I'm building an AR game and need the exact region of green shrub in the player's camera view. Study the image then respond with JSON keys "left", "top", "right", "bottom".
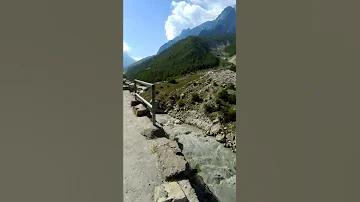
{"left": 191, "top": 93, "right": 202, "bottom": 102}
{"left": 230, "top": 64, "right": 236, "bottom": 72}
{"left": 167, "top": 78, "right": 177, "bottom": 84}
{"left": 228, "top": 94, "right": 236, "bottom": 104}
{"left": 226, "top": 84, "right": 236, "bottom": 91}
{"left": 218, "top": 89, "right": 236, "bottom": 104}
{"left": 224, "top": 108, "right": 236, "bottom": 122}
{"left": 194, "top": 164, "right": 201, "bottom": 173}
{"left": 205, "top": 104, "right": 217, "bottom": 113}
{"left": 177, "top": 99, "right": 185, "bottom": 107}
{"left": 218, "top": 89, "right": 229, "bottom": 102}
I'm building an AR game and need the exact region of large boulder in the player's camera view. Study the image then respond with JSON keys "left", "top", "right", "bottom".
{"left": 152, "top": 140, "right": 189, "bottom": 181}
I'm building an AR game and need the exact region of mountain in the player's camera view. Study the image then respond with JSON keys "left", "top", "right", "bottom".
{"left": 198, "top": 6, "right": 236, "bottom": 37}
{"left": 157, "top": 6, "right": 236, "bottom": 54}
{"left": 126, "top": 55, "right": 155, "bottom": 70}
{"left": 123, "top": 52, "right": 136, "bottom": 72}
{"left": 125, "top": 36, "right": 219, "bottom": 83}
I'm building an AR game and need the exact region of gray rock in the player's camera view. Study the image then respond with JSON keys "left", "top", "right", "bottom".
{"left": 180, "top": 93, "right": 185, "bottom": 99}
{"left": 133, "top": 104, "right": 150, "bottom": 117}
{"left": 140, "top": 126, "right": 166, "bottom": 139}
{"left": 130, "top": 100, "right": 141, "bottom": 106}
{"left": 224, "top": 141, "right": 232, "bottom": 148}
{"left": 129, "top": 84, "right": 136, "bottom": 92}
{"left": 225, "top": 133, "right": 235, "bottom": 141}
{"left": 174, "top": 119, "right": 182, "bottom": 124}
{"left": 210, "top": 123, "right": 221, "bottom": 135}
{"left": 153, "top": 142, "right": 188, "bottom": 181}
{"left": 154, "top": 182, "right": 187, "bottom": 202}
{"left": 177, "top": 180, "right": 199, "bottom": 202}
{"left": 215, "top": 134, "right": 226, "bottom": 143}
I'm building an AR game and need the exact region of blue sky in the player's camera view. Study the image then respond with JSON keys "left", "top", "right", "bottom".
{"left": 123, "top": 0, "right": 236, "bottom": 60}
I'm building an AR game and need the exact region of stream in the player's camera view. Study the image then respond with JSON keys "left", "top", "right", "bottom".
{"left": 156, "top": 114, "right": 237, "bottom": 202}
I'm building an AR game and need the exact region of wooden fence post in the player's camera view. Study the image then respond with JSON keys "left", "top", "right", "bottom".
{"left": 151, "top": 84, "right": 156, "bottom": 125}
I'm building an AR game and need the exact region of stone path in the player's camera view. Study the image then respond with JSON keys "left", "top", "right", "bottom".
{"left": 123, "top": 85, "right": 236, "bottom": 202}
{"left": 123, "top": 91, "right": 163, "bottom": 202}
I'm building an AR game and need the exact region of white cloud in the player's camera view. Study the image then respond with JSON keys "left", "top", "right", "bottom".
{"left": 133, "top": 57, "right": 143, "bottom": 61}
{"left": 123, "top": 41, "right": 130, "bottom": 52}
{"left": 165, "top": 0, "right": 236, "bottom": 40}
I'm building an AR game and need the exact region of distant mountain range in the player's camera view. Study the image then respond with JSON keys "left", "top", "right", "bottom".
{"left": 123, "top": 52, "right": 136, "bottom": 72}
{"left": 157, "top": 6, "right": 236, "bottom": 54}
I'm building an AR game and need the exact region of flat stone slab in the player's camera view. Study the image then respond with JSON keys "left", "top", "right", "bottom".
{"left": 152, "top": 140, "right": 188, "bottom": 181}
{"left": 140, "top": 125, "right": 166, "bottom": 139}
{"left": 133, "top": 104, "right": 150, "bottom": 117}
{"left": 154, "top": 182, "right": 187, "bottom": 202}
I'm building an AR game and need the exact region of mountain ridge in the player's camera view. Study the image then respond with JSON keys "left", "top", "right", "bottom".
{"left": 157, "top": 6, "right": 236, "bottom": 54}
{"left": 123, "top": 52, "right": 136, "bottom": 72}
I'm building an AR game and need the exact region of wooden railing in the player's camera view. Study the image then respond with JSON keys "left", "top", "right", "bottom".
{"left": 133, "top": 79, "right": 156, "bottom": 125}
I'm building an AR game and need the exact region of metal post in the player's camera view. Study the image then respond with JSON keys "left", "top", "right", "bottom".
{"left": 134, "top": 79, "right": 137, "bottom": 100}
{"left": 151, "top": 84, "right": 156, "bottom": 125}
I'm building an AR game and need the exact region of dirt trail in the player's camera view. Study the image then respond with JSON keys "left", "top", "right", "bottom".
{"left": 229, "top": 55, "right": 236, "bottom": 65}
{"left": 123, "top": 91, "right": 163, "bottom": 202}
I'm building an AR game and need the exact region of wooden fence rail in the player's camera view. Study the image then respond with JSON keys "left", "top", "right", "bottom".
{"left": 133, "top": 79, "right": 156, "bottom": 125}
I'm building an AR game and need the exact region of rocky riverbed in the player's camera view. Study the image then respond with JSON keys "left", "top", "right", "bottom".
{"left": 156, "top": 114, "right": 236, "bottom": 202}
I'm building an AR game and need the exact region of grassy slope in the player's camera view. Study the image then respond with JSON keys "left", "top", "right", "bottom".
{"left": 140, "top": 72, "right": 202, "bottom": 102}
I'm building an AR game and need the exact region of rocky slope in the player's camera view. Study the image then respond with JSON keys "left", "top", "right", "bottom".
{"left": 155, "top": 68, "right": 237, "bottom": 153}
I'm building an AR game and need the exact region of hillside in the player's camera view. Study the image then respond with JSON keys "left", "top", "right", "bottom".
{"left": 157, "top": 6, "right": 236, "bottom": 54}
{"left": 125, "top": 36, "right": 219, "bottom": 83}
{"left": 201, "top": 33, "right": 236, "bottom": 50}
{"left": 223, "top": 42, "right": 236, "bottom": 56}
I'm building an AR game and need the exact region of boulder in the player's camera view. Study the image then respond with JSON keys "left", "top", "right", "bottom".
{"left": 174, "top": 119, "right": 182, "bottom": 124}
{"left": 130, "top": 100, "right": 141, "bottom": 106}
{"left": 129, "top": 84, "right": 136, "bottom": 92}
{"left": 140, "top": 125, "right": 166, "bottom": 139}
{"left": 154, "top": 182, "right": 187, "bottom": 202}
{"left": 152, "top": 141, "right": 188, "bottom": 181}
{"left": 133, "top": 104, "right": 150, "bottom": 117}
{"left": 209, "top": 123, "right": 221, "bottom": 136}
{"left": 225, "top": 133, "right": 235, "bottom": 141}
{"left": 215, "top": 133, "right": 226, "bottom": 143}
{"left": 177, "top": 180, "right": 200, "bottom": 202}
